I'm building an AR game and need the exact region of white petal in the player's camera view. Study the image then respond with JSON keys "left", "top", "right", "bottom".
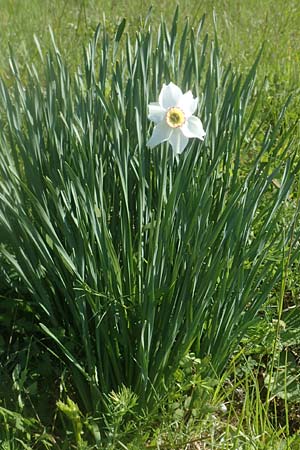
{"left": 148, "top": 102, "right": 166, "bottom": 124}
{"left": 181, "top": 116, "right": 206, "bottom": 140}
{"left": 147, "top": 120, "right": 172, "bottom": 148}
{"left": 177, "top": 91, "right": 198, "bottom": 118}
{"left": 159, "top": 82, "right": 183, "bottom": 109}
{"left": 168, "top": 128, "right": 189, "bottom": 154}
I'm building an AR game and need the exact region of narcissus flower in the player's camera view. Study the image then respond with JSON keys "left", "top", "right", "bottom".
{"left": 147, "top": 82, "right": 206, "bottom": 154}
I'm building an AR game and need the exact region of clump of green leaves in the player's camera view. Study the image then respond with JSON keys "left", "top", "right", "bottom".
{"left": 0, "top": 405, "right": 55, "bottom": 449}
{"left": 0, "top": 10, "right": 299, "bottom": 432}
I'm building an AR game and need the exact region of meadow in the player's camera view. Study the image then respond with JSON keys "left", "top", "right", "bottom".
{"left": 0, "top": 1, "right": 300, "bottom": 449}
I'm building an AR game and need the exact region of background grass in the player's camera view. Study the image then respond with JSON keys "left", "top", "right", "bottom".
{"left": 0, "top": 1, "right": 300, "bottom": 449}
{"left": 0, "top": 0, "right": 299, "bottom": 86}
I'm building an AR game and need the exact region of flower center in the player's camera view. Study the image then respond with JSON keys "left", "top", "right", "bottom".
{"left": 166, "top": 107, "right": 185, "bottom": 128}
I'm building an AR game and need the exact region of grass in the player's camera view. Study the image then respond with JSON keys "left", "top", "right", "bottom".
{"left": 0, "top": 0, "right": 300, "bottom": 85}
{"left": 0, "top": 1, "right": 300, "bottom": 449}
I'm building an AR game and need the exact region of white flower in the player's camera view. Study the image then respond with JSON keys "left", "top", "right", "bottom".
{"left": 147, "top": 82, "right": 205, "bottom": 154}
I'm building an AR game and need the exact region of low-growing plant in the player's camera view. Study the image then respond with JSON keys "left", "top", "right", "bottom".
{"left": 0, "top": 405, "right": 55, "bottom": 449}
{"left": 0, "top": 9, "right": 299, "bottom": 441}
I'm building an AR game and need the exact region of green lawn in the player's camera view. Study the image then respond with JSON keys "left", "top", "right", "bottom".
{"left": 1, "top": 0, "right": 299, "bottom": 86}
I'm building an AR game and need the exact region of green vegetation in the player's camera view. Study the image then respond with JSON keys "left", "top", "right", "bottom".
{"left": 0, "top": 1, "right": 300, "bottom": 449}
{"left": 1, "top": 0, "right": 299, "bottom": 82}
